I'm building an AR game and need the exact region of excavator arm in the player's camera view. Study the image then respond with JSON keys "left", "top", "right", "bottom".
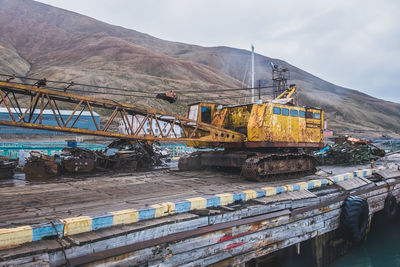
{"left": 0, "top": 81, "right": 245, "bottom": 145}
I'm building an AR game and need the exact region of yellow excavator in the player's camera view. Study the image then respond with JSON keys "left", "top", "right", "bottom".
{"left": 179, "top": 84, "right": 324, "bottom": 181}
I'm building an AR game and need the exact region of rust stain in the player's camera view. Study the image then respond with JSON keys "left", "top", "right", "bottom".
{"left": 319, "top": 206, "right": 333, "bottom": 213}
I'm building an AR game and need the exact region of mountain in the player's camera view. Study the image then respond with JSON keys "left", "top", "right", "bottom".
{"left": 0, "top": 0, "right": 398, "bottom": 138}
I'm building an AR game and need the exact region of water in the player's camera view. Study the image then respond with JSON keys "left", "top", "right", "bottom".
{"left": 330, "top": 215, "right": 400, "bottom": 267}
{"left": 274, "top": 213, "right": 400, "bottom": 267}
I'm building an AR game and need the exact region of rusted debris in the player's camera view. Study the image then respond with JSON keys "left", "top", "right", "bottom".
{"left": 0, "top": 156, "right": 17, "bottom": 179}
{"left": 315, "top": 136, "right": 385, "bottom": 165}
{"left": 156, "top": 90, "right": 178, "bottom": 103}
{"left": 22, "top": 139, "right": 169, "bottom": 178}
{"left": 105, "top": 139, "right": 168, "bottom": 171}
{"left": 23, "top": 151, "right": 60, "bottom": 179}
{"left": 61, "top": 147, "right": 100, "bottom": 173}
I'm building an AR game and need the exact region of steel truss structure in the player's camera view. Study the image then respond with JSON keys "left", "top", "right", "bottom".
{"left": 0, "top": 81, "right": 245, "bottom": 144}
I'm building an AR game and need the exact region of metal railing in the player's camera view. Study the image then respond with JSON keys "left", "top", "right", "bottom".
{"left": 0, "top": 142, "right": 106, "bottom": 159}
{"left": 0, "top": 142, "right": 220, "bottom": 159}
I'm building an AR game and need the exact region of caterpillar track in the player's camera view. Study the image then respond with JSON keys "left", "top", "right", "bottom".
{"left": 179, "top": 151, "right": 316, "bottom": 182}
{"left": 241, "top": 153, "right": 316, "bottom": 182}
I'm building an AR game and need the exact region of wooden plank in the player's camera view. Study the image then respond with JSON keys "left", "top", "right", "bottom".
{"left": 336, "top": 177, "right": 370, "bottom": 191}
{"left": 377, "top": 169, "right": 400, "bottom": 179}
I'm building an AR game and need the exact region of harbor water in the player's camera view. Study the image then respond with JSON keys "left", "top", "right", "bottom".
{"left": 329, "top": 213, "right": 400, "bottom": 267}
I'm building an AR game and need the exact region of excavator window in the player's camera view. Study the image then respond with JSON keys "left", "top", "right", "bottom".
{"left": 282, "top": 108, "right": 289, "bottom": 116}
{"left": 201, "top": 106, "right": 212, "bottom": 124}
{"left": 306, "top": 111, "right": 314, "bottom": 119}
{"left": 273, "top": 107, "right": 281, "bottom": 114}
{"left": 290, "top": 110, "right": 298, "bottom": 117}
{"left": 299, "top": 111, "right": 306, "bottom": 118}
{"left": 314, "top": 113, "right": 321, "bottom": 119}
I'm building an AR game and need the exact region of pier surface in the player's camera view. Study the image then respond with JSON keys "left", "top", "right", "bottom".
{"left": 1, "top": 155, "right": 399, "bottom": 266}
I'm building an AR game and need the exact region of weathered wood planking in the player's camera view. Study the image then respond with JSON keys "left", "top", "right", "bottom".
{"left": 1, "top": 161, "right": 399, "bottom": 266}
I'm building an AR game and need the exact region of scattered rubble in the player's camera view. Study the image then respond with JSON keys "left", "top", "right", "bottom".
{"left": 0, "top": 156, "right": 17, "bottom": 179}
{"left": 315, "top": 136, "right": 385, "bottom": 165}
{"left": 23, "top": 140, "right": 170, "bottom": 179}
{"left": 156, "top": 90, "right": 178, "bottom": 103}
{"left": 23, "top": 151, "right": 60, "bottom": 179}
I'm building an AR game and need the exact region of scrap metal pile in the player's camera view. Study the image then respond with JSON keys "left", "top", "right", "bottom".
{"left": 314, "top": 137, "right": 385, "bottom": 165}
{"left": 23, "top": 140, "right": 169, "bottom": 179}
{"left": 0, "top": 156, "right": 17, "bottom": 179}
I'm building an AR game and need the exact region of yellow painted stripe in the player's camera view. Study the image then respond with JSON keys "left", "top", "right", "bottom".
{"left": 335, "top": 175, "right": 345, "bottom": 182}
{"left": 284, "top": 184, "right": 295, "bottom": 192}
{"left": 166, "top": 202, "right": 176, "bottom": 215}
{"left": 151, "top": 203, "right": 170, "bottom": 218}
{"left": 0, "top": 226, "right": 32, "bottom": 249}
{"left": 62, "top": 216, "right": 92, "bottom": 236}
{"left": 355, "top": 170, "right": 363, "bottom": 177}
{"left": 309, "top": 179, "right": 322, "bottom": 188}
{"left": 262, "top": 187, "right": 277, "bottom": 196}
{"left": 243, "top": 190, "right": 257, "bottom": 201}
{"left": 297, "top": 182, "right": 308, "bottom": 190}
{"left": 216, "top": 193, "right": 233, "bottom": 205}
{"left": 110, "top": 209, "right": 138, "bottom": 225}
{"left": 186, "top": 197, "right": 207, "bottom": 210}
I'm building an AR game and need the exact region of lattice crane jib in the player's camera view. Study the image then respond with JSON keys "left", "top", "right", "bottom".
{"left": 0, "top": 81, "right": 245, "bottom": 145}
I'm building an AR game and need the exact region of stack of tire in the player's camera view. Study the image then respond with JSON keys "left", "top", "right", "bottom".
{"left": 339, "top": 194, "right": 398, "bottom": 243}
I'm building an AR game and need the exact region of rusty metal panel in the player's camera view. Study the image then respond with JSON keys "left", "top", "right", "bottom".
{"left": 247, "top": 103, "right": 324, "bottom": 145}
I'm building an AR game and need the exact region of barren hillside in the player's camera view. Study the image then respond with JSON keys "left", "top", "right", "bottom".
{"left": 0, "top": 0, "right": 398, "bottom": 137}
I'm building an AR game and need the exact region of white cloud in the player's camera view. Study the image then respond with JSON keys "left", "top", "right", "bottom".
{"left": 36, "top": 0, "right": 400, "bottom": 101}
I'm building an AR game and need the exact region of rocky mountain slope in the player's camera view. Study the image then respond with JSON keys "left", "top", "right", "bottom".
{"left": 0, "top": 0, "right": 398, "bottom": 137}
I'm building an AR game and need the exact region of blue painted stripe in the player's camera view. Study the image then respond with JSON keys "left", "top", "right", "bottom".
{"left": 292, "top": 184, "right": 300, "bottom": 191}
{"left": 276, "top": 186, "right": 286, "bottom": 194}
{"left": 363, "top": 170, "right": 367, "bottom": 176}
{"left": 138, "top": 208, "right": 156, "bottom": 221}
{"left": 174, "top": 200, "right": 191, "bottom": 213}
{"left": 233, "top": 192, "right": 246, "bottom": 202}
{"left": 32, "top": 222, "right": 64, "bottom": 241}
{"left": 256, "top": 190, "right": 266, "bottom": 198}
{"left": 205, "top": 196, "right": 220, "bottom": 207}
{"left": 344, "top": 174, "right": 349, "bottom": 180}
{"left": 91, "top": 214, "right": 114, "bottom": 230}
{"left": 321, "top": 179, "right": 328, "bottom": 185}
{"left": 307, "top": 182, "right": 314, "bottom": 189}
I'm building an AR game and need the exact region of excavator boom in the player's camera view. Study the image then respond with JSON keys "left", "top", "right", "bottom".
{"left": 0, "top": 81, "right": 245, "bottom": 144}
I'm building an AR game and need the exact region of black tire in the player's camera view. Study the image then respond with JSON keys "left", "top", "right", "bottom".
{"left": 384, "top": 194, "right": 397, "bottom": 220}
{"left": 339, "top": 196, "right": 369, "bottom": 243}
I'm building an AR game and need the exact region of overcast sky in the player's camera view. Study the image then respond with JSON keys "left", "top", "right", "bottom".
{"left": 37, "top": 0, "right": 400, "bottom": 102}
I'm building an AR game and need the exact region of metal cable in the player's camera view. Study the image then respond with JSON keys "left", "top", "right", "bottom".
{"left": 0, "top": 73, "right": 274, "bottom": 95}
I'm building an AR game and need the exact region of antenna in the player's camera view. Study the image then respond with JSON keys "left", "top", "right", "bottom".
{"left": 271, "top": 61, "right": 290, "bottom": 98}
{"left": 251, "top": 44, "right": 255, "bottom": 103}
